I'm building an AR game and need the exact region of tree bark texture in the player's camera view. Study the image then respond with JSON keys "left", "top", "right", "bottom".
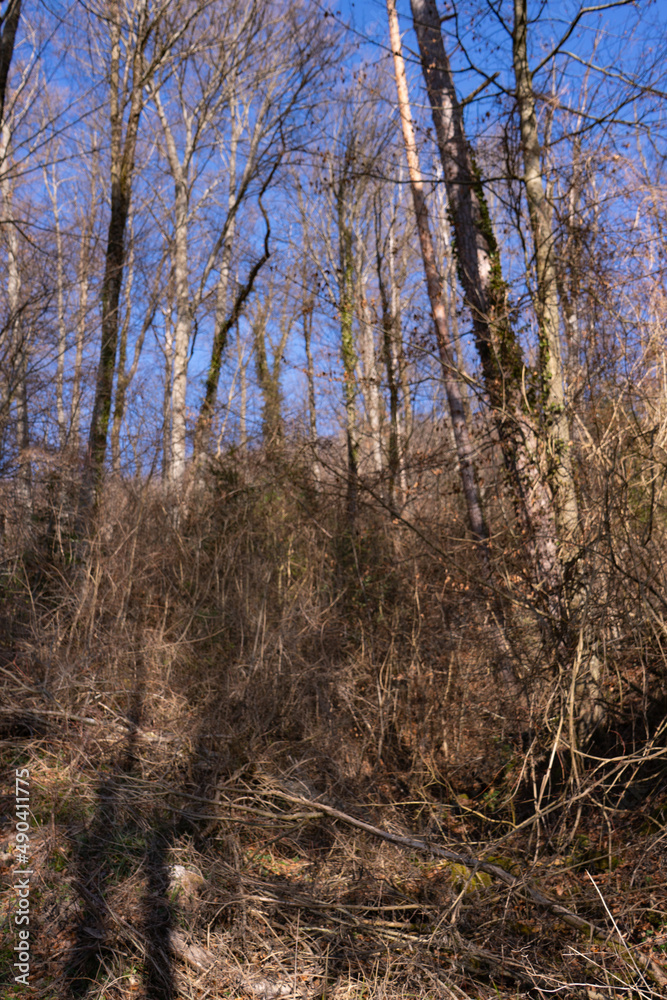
{"left": 387, "top": 0, "right": 489, "bottom": 555}
{"left": 375, "top": 209, "right": 404, "bottom": 506}
{"left": 512, "top": 0, "right": 580, "bottom": 558}
{"left": 86, "top": 2, "right": 150, "bottom": 496}
{"left": 409, "top": 0, "right": 561, "bottom": 596}
{"left": 358, "top": 278, "right": 383, "bottom": 475}
{"left": 1, "top": 121, "right": 30, "bottom": 507}
{"left": 0, "top": 0, "right": 21, "bottom": 128}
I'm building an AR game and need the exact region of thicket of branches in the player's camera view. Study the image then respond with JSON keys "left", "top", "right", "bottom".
{"left": 2, "top": 1, "right": 667, "bottom": 998}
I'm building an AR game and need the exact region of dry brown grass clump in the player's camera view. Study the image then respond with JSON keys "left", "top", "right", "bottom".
{"left": 1, "top": 463, "right": 667, "bottom": 999}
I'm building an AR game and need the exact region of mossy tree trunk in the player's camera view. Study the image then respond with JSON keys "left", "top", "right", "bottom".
{"left": 409, "top": 0, "right": 561, "bottom": 601}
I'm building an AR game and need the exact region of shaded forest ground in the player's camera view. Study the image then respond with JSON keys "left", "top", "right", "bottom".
{"left": 1, "top": 449, "right": 667, "bottom": 1000}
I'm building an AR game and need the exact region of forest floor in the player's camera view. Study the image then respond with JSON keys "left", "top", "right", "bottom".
{"left": 2, "top": 680, "right": 667, "bottom": 1000}
{"left": 2, "top": 479, "right": 667, "bottom": 999}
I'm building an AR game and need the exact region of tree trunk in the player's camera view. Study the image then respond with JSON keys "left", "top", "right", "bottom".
{"left": 85, "top": 3, "right": 148, "bottom": 499}
{"left": 45, "top": 164, "right": 67, "bottom": 450}
{"left": 358, "top": 278, "right": 383, "bottom": 476}
{"left": 375, "top": 203, "right": 404, "bottom": 505}
{"left": 512, "top": 0, "right": 580, "bottom": 558}
{"left": 302, "top": 281, "right": 319, "bottom": 481}
{"left": 387, "top": 0, "right": 489, "bottom": 557}
{"left": 169, "top": 181, "right": 192, "bottom": 484}
{"left": 71, "top": 201, "right": 94, "bottom": 450}
{"left": 0, "top": 0, "right": 21, "bottom": 127}
{"left": 0, "top": 121, "right": 30, "bottom": 507}
{"left": 110, "top": 229, "right": 134, "bottom": 475}
{"left": 408, "top": 0, "right": 560, "bottom": 597}
{"left": 237, "top": 324, "right": 247, "bottom": 454}
{"left": 162, "top": 305, "right": 174, "bottom": 481}
{"left": 253, "top": 303, "right": 287, "bottom": 448}
{"left": 387, "top": 208, "right": 409, "bottom": 498}
{"left": 111, "top": 229, "right": 157, "bottom": 476}
{"left": 338, "top": 210, "right": 359, "bottom": 526}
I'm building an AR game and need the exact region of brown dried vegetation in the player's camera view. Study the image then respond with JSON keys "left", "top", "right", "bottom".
{"left": 1, "top": 436, "right": 667, "bottom": 1000}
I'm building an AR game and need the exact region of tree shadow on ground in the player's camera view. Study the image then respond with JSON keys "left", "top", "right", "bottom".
{"left": 63, "top": 690, "right": 176, "bottom": 1000}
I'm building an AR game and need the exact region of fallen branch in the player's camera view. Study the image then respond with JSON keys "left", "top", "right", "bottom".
{"left": 257, "top": 786, "right": 667, "bottom": 989}
{"left": 261, "top": 786, "right": 603, "bottom": 934}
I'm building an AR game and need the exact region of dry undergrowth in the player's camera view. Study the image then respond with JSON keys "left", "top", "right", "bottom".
{"left": 1, "top": 469, "right": 667, "bottom": 999}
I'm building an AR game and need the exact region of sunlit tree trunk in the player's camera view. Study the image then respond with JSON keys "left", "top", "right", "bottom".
{"left": 387, "top": 0, "right": 489, "bottom": 558}
{"left": 161, "top": 303, "right": 174, "bottom": 481}
{"left": 71, "top": 179, "right": 97, "bottom": 450}
{"left": 0, "top": 122, "right": 30, "bottom": 507}
{"left": 512, "top": 0, "right": 580, "bottom": 558}
{"left": 153, "top": 90, "right": 193, "bottom": 484}
{"left": 409, "top": 0, "right": 560, "bottom": 595}
{"left": 358, "top": 277, "right": 383, "bottom": 476}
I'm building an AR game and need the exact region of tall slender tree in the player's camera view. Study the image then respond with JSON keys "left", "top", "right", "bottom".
{"left": 409, "top": 0, "right": 561, "bottom": 598}
{"left": 387, "top": 0, "right": 489, "bottom": 558}
{"left": 85, "top": 0, "right": 200, "bottom": 501}
{"left": 512, "top": 0, "right": 580, "bottom": 561}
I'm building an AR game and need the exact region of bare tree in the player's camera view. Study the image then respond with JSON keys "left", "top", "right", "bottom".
{"left": 85, "top": 0, "right": 200, "bottom": 500}
{"left": 512, "top": 0, "right": 580, "bottom": 560}
{"left": 408, "top": 0, "right": 565, "bottom": 600}
{"left": 387, "top": 0, "right": 489, "bottom": 558}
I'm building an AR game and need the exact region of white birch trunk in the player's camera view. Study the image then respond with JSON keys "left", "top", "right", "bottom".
{"left": 170, "top": 184, "right": 191, "bottom": 484}
{"left": 153, "top": 88, "right": 195, "bottom": 486}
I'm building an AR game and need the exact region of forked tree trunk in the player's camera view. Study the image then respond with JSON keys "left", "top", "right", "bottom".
{"left": 387, "top": 0, "right": 489, "bottom": 558}
{"left": 253, "top": 301, "right": 290, "bottom": 449}
{"left": 513, "top": 0, "right": 602, "bottom": 736}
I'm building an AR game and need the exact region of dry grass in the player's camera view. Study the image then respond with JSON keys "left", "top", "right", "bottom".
{"left": 1, "top": 457, "right": 667, "bottom": 999}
